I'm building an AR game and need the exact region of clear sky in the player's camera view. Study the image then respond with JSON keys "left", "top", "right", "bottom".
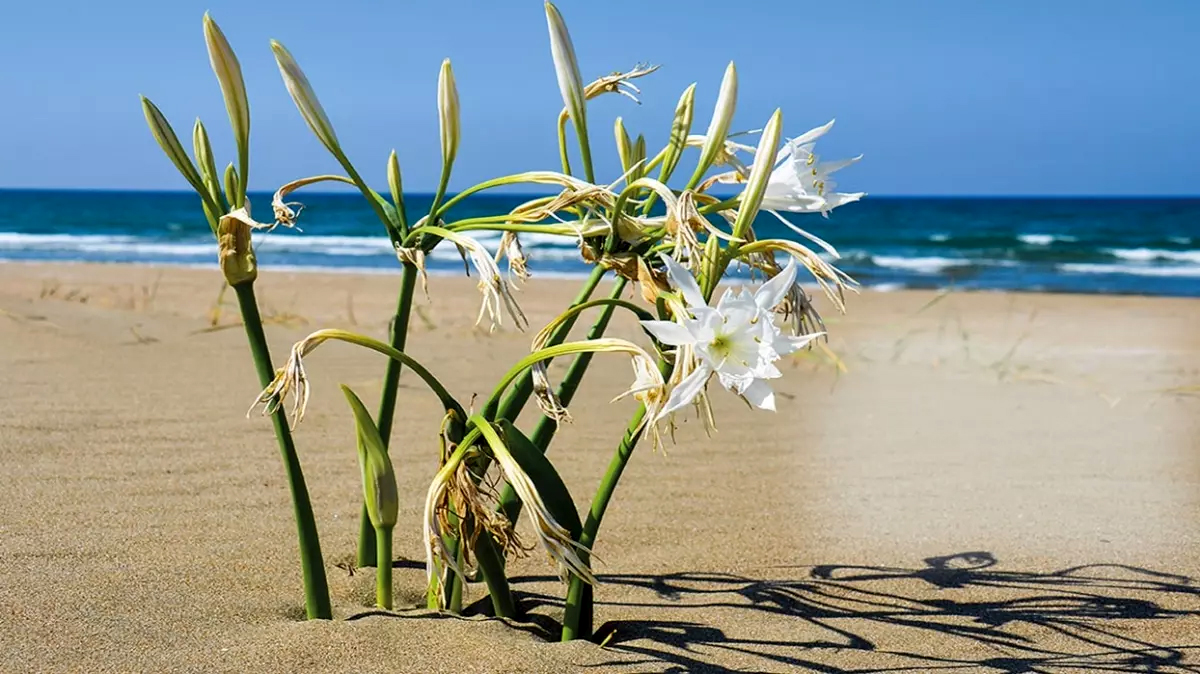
{"left": 2, "top": 0, "right": 1197, "bottom": 196}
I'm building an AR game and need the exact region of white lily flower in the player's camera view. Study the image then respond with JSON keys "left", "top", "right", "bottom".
{"left": 641, "top": 255, "right": 821, "bottom": 417}
{"left": 759, "top": 119, "right": 864, "bottom": 217}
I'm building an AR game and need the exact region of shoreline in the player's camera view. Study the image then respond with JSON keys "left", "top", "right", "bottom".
{"left": 4, "top": 258, "right": 1200, "bottom": 299}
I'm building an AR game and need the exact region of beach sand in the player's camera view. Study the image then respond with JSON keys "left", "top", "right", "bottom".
{"left": 1, "top": 261, "right": 1197, "bottom": 673}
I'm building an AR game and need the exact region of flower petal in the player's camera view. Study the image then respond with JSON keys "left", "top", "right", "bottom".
{"left": 790, "top": 119, "right": 836, "bottom": 149}
{"left": 660, "top": 363, "right": 711, "bottom": 417}
{"left": 741, "top": 378, "right": 776, "bottom": 411}
{"left": 754, "top": 257, "right": 799, "bottom": 312}
{"left": 660, "top": 253, "right": 706, "bottom": 308}
{"left": 776, "top": 331, "right": 824, "bottom": 356}
{"left": 641, "top": 320, "right": 696, "bottom": 346}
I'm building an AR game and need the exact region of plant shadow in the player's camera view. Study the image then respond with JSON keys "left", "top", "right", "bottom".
{"left": 508, "top": 551, "right": 1200, "bottom": 673}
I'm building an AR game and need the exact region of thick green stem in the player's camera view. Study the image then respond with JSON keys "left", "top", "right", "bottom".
{"left": 376, "top": 526, "right": 393, "bottom": 609}
{"left": 561, "top": 405, "right": 648, "bottom": 641}
{"left": 449, "top": 544, "right": 465, "bottom": 613}
{"left": 233, "top": 282, "right": 332, "bottom": 620}
{"left": 473, "top": 532, "right": 517, "bottom": 618}
{"left": 358, "top": 262, "right": 419, "bottom": 567}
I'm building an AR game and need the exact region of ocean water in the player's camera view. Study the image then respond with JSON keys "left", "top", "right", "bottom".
{"left": 0, "top": 189, "right": 1197, "bottom": 297}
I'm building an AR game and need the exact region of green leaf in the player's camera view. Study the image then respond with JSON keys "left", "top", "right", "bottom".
{"left": 192, "top": 119, "right": 227, "bottom": 216}
{"left": 497, "top": 420, "right": 581, "bottom": 537}
{"left": 341, "top": 385, "right": 399, "bottom": 529}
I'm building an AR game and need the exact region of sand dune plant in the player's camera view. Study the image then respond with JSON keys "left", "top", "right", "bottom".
{"left": 140, "top": 2, "right": 861, "bottom": 640}
{"left": 139, "top": 14, "right": 331, "bottom": 619}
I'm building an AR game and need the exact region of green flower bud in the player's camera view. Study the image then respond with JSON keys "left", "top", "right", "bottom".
{"left": 341, "top": 386, "right": 398, "bottom": 530}
{"left": 271, "top": 40, "right": 340, "bottom": 155}
{"left": 437, "top": 59, "right": 460, "bottom": 172}
{"left": 731, "top": 108, "right": 782, "bottom": 241}
{"left": 659, "top": 83, "right": 696, "bottom": 185}
{"left": 688, "top": 62, "right": 737, "bottom": 190}
{"left": 202, "top": 13, "right": 249, "bottom": 205}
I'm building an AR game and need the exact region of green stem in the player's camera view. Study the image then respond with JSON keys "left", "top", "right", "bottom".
{"left": 473, "top": 532, "right": 517, "bottom": 618}
{"left": 233, "top": 282, "right": 331, "bottom": 620}
{"left": 556, "top": 112, "right": 573, "bottom": 177}
{"left": 449, "top": 543, "right": 465, "bottom": 613}
{"left": 429, "top": 168, "right": 452, "bottom": 225}
{"left": 334, "top": 151, "right": 402, "bottom": 244}
{"left": 699, "top": 196, "right": 739, "bottom": 215}
{"left": 358, "top": 262, "right": 419, "bottom": 567}
{"left": 561, "top": 405, "right": 648, "bottom": 641}
{"left": 578, "top": 126, "right": 596, "bottom": 185}
{"left": 376, "top": 526, "right": 393, "bottom": 609}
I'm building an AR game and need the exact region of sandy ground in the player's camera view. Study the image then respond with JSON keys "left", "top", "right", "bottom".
{"left": 0, "top": 261, "right": 1198, "bottom": 673}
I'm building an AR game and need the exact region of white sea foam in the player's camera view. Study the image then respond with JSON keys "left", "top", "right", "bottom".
{"left": 1106, "top": 248, "right": 1200, "bottom": 264}
{"left": 1060, "top": 263, "right": 1200, "bottom": 278}
{"left": 928, "top": 233, "right": 950, "bottom": 242}
{"left": 1018, "top": 233, "right": 1076, "bottom": 246}
{"left": 0, "top": 232, "right": 138, "bottom": 246}
{"left": 871, "top": 255, "right": 972, "bottom": 274}
{"left": 0, "top": 230, "right": 580, "bottom": 261}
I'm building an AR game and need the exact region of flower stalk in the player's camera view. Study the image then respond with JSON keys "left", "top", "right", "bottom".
{"left": 358, "top": 262, "right": 419, "bottom": 567}
{"left": 235, "top": 282, "right": 332, "bottom": 619}
{"left": 561, "top": 401, "right": 653, "bottom": 641}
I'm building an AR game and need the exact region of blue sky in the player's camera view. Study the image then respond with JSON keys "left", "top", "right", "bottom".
{"left": 1, "top": 0, "right": 1197, "bottom": 196}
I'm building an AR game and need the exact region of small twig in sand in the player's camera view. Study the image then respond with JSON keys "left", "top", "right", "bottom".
{"left": 913, "top": 289, "right": 952, "bottom": 316}
{"left": 990, "top": 333, "right": 1030, "bottom": 380}
{"left": 346, "top": 292, "right": 358, "bottom": 326}
{"left": 415, "top": 305, "right": 437, "bottom": 330}
{"left": 141, "top": 272, "right": 163, "bottom": 311}
{"left": 127, "top": 325, "right": 159, "bottom": 345}
{"left": 208, "top": 282, "right": 231, "bottom": 327}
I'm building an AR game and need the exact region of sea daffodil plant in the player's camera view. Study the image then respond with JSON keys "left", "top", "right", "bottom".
{"left": 140, "top": 2, "right": 862, "bottom": 641}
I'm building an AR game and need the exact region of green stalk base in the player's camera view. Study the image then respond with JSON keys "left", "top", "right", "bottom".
{"left": 562, "top": 406, "right": 647, "bottom": 641}
{"left": 234, "top": 281, "right": 332, "bottom": 620}
{"left": 376, "top": 527, "right": 393, "bottom": 609}
{"left": 358, "top": 263, "right": 419, "bottom": 567}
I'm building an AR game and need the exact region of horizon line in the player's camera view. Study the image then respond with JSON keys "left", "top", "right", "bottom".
{"left": 1, "top": 187, "right": 1199, "bottom": 200}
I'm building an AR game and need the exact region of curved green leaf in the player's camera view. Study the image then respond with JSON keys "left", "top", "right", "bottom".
{"left": 497, "top": 419, "right": 581, "bottom": 537}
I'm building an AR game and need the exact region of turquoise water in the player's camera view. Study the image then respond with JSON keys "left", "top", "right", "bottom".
{"left": 0, "top": 189, "right": 1197, "bottom": 296}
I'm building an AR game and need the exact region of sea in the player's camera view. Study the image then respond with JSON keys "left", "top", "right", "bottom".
{"left": 0, "top": 189, "right": 1197, "bottom": 297}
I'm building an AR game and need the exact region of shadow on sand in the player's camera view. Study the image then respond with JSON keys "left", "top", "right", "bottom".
{"left": 502, "top": 551, "right": 1200, "bottom": 673}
